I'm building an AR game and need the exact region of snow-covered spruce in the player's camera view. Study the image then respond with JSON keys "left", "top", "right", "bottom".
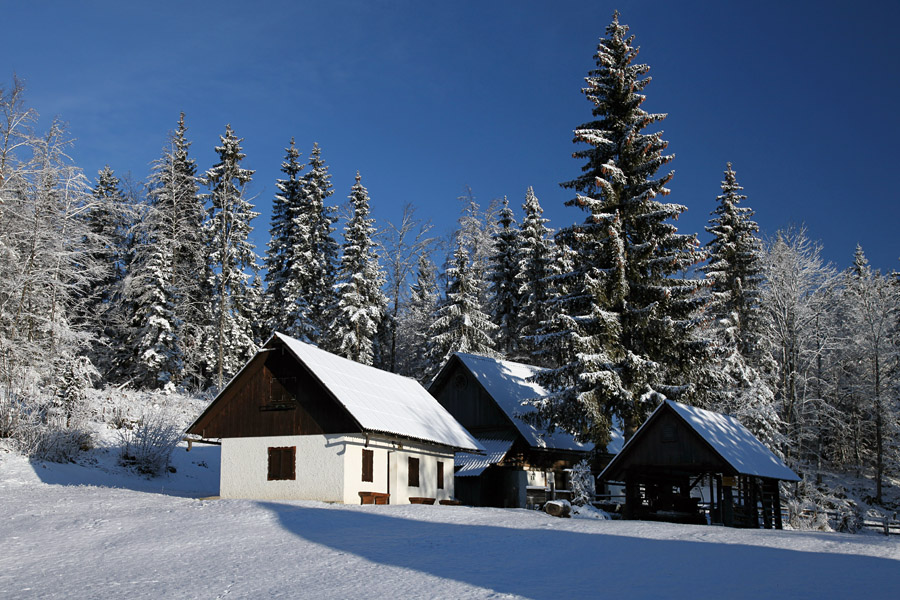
{"left": 201, "top": 124, "right": 260, "bottom": 390}
{"left": 488, "top": 196, "right": 522, "bottom": 358}
{"left": 329, "top": 172, "right": 387, "bottom": 365}
{"left": 534, "top": 11, "right": 706, "bottom": 446}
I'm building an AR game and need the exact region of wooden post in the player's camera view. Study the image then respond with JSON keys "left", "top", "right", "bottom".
{"left": 624, "top": 478, "right": 637, "bottom": 520}
{"left": 722, "top": 482, "right": 734, "bottom": 527}
{"left": 773, "top": 481, "right": 784, "bottom": 530}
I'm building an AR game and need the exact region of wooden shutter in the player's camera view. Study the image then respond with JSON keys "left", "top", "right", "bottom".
{"left": 437, "top": 461, "right": 444, "bottom": 490}
{"left": 267, "top": 446, "right": 296, "bottom": 480}
{"left": 362, "top": 449, "right": 374, "bottom": 482}
{"left": 408, "top": 457, "right": 420, "bottom": 487}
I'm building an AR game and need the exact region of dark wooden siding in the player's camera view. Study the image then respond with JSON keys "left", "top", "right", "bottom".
{"left": 612, "top": 408, "right": 730, "bottom": 475}
{"left": 188, "top": 345, "right": 360, "bottom": 439}
{"left": 430, "top": 359, "right": 512, "bottom": 432}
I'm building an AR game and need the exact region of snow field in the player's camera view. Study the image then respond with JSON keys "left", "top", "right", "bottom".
{"left": 1, "top": 447, "right": 898, "bottom": 600}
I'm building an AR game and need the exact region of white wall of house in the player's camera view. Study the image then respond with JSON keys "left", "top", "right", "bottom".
{"left": 220, "top": 434, "right": 345, "bottom": 501}
{"left": 221, "top": 434, "right": 457, "bottom": 504}
{"left": 382, "top": 439, "right": 455, "bottom": 505}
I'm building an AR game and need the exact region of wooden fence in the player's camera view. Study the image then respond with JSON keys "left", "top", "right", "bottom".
{"left": 784, "top": 508, "right": 900, "bottom": 536}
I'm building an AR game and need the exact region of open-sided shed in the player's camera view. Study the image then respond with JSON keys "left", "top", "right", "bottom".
{"left": 600, "top": 399, "right": 799, "bottom": 529}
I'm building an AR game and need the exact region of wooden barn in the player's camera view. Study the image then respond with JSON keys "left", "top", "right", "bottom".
{"left": 186, "top": 333, "right": 482, "bottom": 504}
{"left": 600, "top": 399, "right": 800, "bottom": 528}
{"left": 429, "top": 353, "right": 621, "bottom": 508}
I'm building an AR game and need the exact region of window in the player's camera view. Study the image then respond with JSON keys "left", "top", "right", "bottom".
{"left": 408, "top": 457, "right": 420, "bottom": 487}
{"left": 362, "top": 449, "right": 374, "bottom": 482}
{"left": 267, "top": 446, "right": 296, "bottom": 481}
{"left": 437, "top": 461, "right": 444, "bottom": 490}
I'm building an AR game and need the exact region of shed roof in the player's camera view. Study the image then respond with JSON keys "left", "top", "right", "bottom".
{"left": 452, "top": 353, "right": 594, "bottom": 453}
{"left": 601, "top": 399, "right": 800, "bottom": 482}
{"left": 454, "top": 432, "right": 517, "bottom": 477}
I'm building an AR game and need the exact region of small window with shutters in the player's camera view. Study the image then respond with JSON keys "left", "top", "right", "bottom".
{"left": 362, "top": 449, "right": 374, "bottom": 482}
{"left": 267, "top": 446, "right": 296, "bottom": 481}
{"left": 408, "top": 457, "right": 420, "bottom": 487}
{"left": 437, "top": 461, "right": 444, "bottom": 490}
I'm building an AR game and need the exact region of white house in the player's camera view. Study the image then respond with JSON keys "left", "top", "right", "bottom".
{"left": 186, "top": 333, "right": 483, "bottom": 504}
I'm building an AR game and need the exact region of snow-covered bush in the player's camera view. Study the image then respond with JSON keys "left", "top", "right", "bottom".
{"left": 1, "top": 383, "right": 93, "bottom": 462}
{"left": 118, "top": 408, "right": 184, "bottom": 476}
{"left": 785, "top": 480, "right": 861, "bottom": 532}
{"left": 569, "top": 459, "right": 596, "bottom": 506}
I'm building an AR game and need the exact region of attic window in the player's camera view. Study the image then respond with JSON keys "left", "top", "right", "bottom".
{"left": 408, "top": 457, "right": 420, "bottom": 487}
{"left": 267, "top": 446, "right": 296, "bottom": 480}
{"left": 454, "top": 373, "right": 468, "bottom": 389}
{"left": 661, "top": 423, "right": 677, "bottom": 443}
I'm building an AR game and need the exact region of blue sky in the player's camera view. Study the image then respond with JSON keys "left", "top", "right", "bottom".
{"left": 6, "top": 1, "right": 899, "bottom": 271}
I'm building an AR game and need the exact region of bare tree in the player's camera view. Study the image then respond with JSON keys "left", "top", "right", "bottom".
{"left": 759, "top": 227, "right": 837, "bottom": 463}
{"left": 378, "top": 203, "right": 434, "bottom": 372}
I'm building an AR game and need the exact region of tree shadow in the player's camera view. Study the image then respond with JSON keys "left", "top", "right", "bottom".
{"left": 28, "top": 444, "right": 220, "bottom": 498}
{"left": 258, "top": 502, "right": 898, "bottom": 599}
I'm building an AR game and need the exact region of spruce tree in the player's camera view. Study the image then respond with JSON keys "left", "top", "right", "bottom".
{"left": 535, "top": 12, "right": 705, "bottom": 444}
{"left": 128, "top": 243, "right": 182, "bottom": 390}
{"left": 398, "top": 253, "right": 440, "bottom": 381}
{"left": 330, "top": 173, "right": 387, "bottom": 365}
{"left": 83, "top": 166, "right": 133, "bottom": 378}
{"left": 287, "top": 142, "right": 338, "bottom": 345}
{"left": 141, "top": 113, "right": 207, "bottom": 388}
{"left": 427, "top": 242, "right": 497, "bottom": 379}
{"left": 517, "top": 187, "right": 556, "bottom": 363}
{"left": 699, "top": 163, "right": 779, "bottom": 446}
{"left": 488, "top": 196, "right": 521, "bottom": 358}
{"left": 702, "top": 163, "right": 766, "bottom": 359}
{"left": 202, "top": 124, "right": 259, "bottom": 389}
{"left": 263, "top": 138, "right": 305, "bottom": 335}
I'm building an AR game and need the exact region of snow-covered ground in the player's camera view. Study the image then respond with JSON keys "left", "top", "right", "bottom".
{"left": 1, "top": 441, "right": 898, "bottom": 600}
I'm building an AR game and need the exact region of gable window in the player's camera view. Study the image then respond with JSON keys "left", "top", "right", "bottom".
{"left": 437, "top": 461, "right": 444, "bottom": 490}
{"left": 408, "top": 457, "right": 420, "bottom": 487}
{"left": 267, "top": 446, "right": 296, "bottom": 481}
{"left": 362, "top": 449, "right": 374, "bottom": 482}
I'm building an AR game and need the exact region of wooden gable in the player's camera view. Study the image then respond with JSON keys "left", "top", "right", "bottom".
{"left": 602, "top": 403, "right": 736, "bottom": 481}
{"left": 429, "top": 356, "right": 516, "bottom": 435}
{"left": 187, "top": 341, "right": 360, "bottom": 440}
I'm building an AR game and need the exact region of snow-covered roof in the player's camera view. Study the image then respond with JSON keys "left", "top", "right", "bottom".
{"left": 665, "top": 400, "right": 799, "bottom": 481}
{"left": 274, "top": 333, "right": 482, "bottom": 452}
{"left": 453, "top": 353, "right": 594, "bottom": 453}
{"left": 603, "top": 399, "right": 799, "bottom": 482}
{"left": 454, "top": 432, "right": 517, "bottom": 477}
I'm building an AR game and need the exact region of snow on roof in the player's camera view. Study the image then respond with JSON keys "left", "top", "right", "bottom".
{"left": 454, "top": 432, "right": 516, "bottom": 477}
{"left": 274, "top": 333, "right": 482, "bottom": 452}
{"left": 665, "top": 400, "right": 799, "bottom": 481}
{"left": 453, "top": 353, "right": 594, "bottom": 453}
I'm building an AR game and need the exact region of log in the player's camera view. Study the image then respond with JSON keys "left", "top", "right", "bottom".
{"left": 544, "top": 499, "right": 571, "bottom": 518}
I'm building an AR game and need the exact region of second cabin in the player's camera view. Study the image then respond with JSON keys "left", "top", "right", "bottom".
{"left": 429, "top": 352, "right": 621, "bottom": 508}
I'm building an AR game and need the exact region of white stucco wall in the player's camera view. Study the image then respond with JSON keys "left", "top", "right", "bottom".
{"left": 342, "top": 437, "right": 455, "bottom": 505}
{"left": 221, "top": 434, "right": 456, "bottom": 504}
{"left": 220, "top": 434, "right": 345, "bottom": 501}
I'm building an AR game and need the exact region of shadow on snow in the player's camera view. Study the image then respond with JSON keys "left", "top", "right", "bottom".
{"left": 258, "top": 502, "right": 897, "bottom": 600}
